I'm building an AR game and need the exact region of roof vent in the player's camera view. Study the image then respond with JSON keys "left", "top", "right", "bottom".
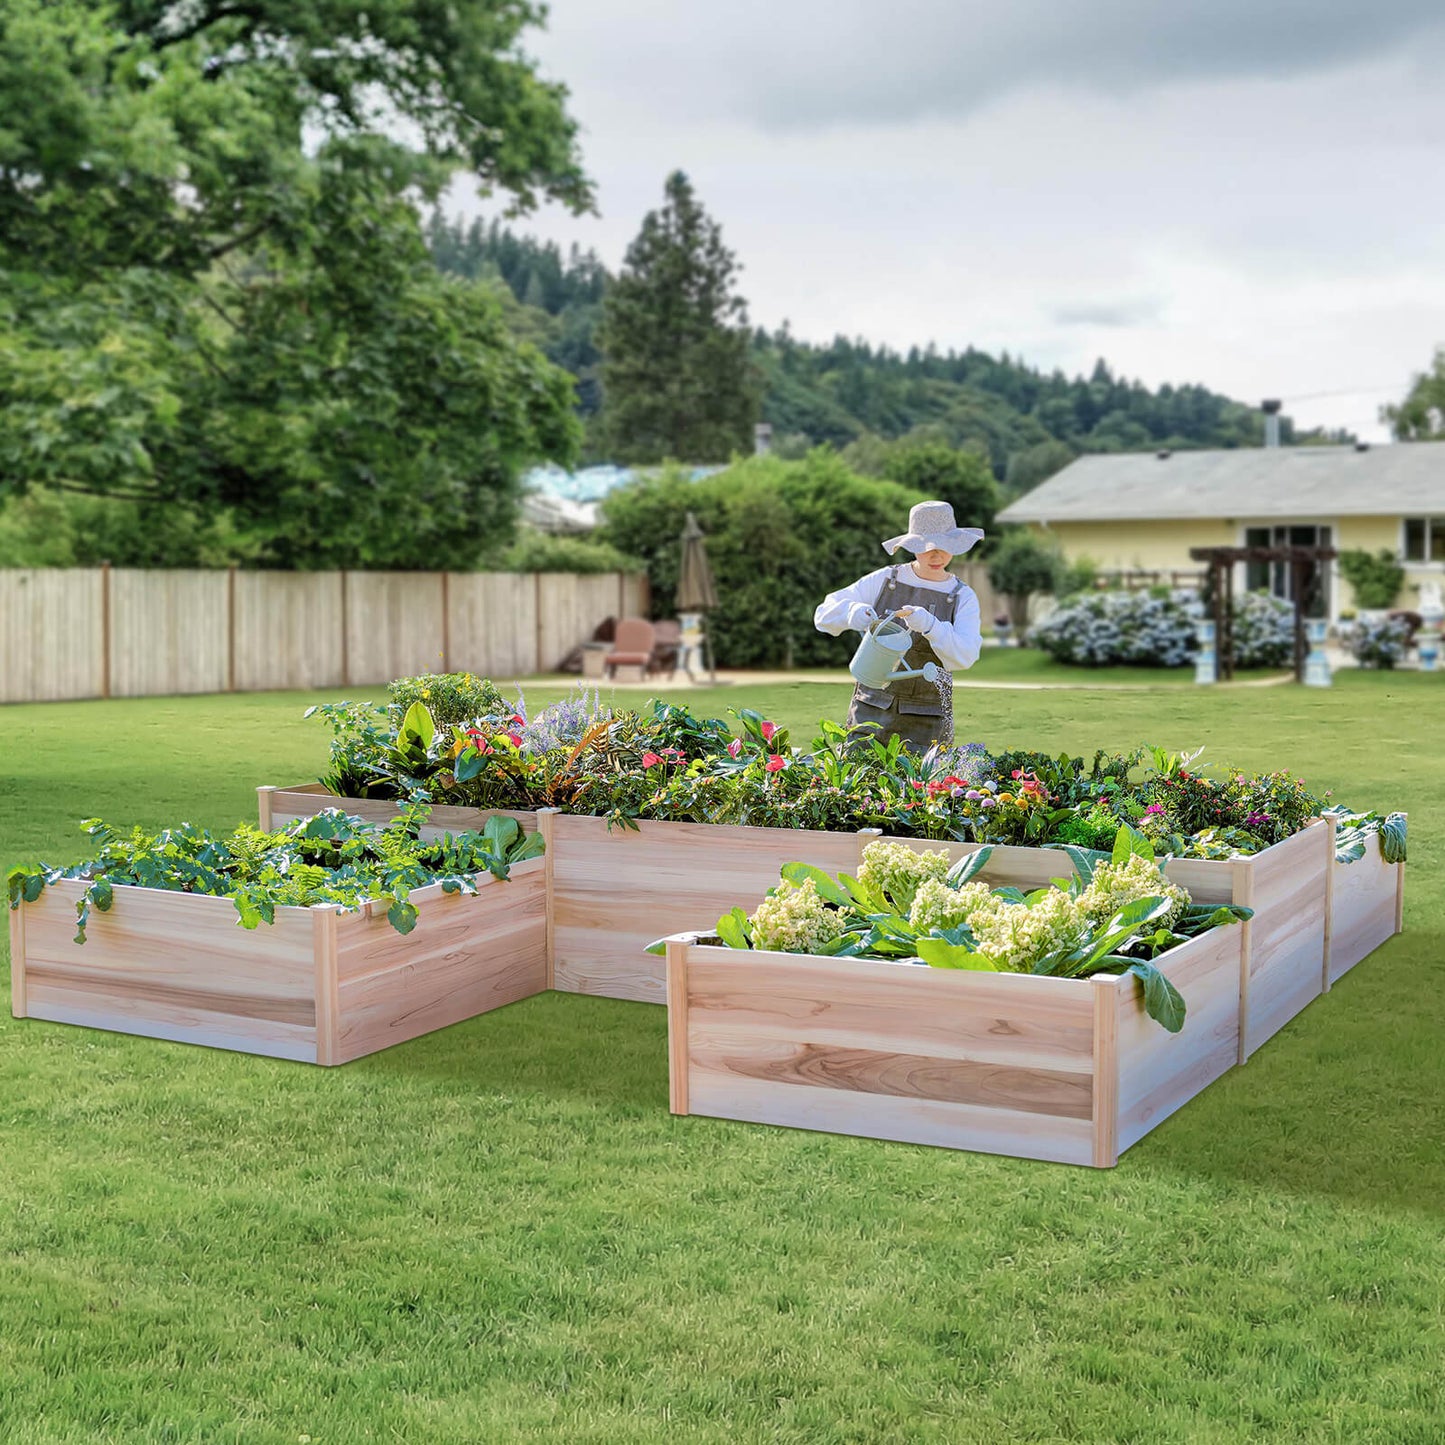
{"left": 1156, "top": 448, "right": 1172, "bottom": 460}
{"left": 1355, "top": 440, "right": 1371, "bottom": 452}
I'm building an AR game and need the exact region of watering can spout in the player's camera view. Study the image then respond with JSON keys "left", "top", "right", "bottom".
{"left": 849, "top": 616, "right": 943, "bottom": 690}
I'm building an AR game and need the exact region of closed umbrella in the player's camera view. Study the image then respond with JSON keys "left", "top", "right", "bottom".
{"left": 676, "top": 511, "right": 718, "bottom": 680}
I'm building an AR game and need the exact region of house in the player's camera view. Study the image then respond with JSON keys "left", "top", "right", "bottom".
{"left": 996, "top": 442, "right": 1445, "bottom": 620}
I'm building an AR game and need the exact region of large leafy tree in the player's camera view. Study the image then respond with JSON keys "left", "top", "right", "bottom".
{"left": 1384, "top": 348, "right": 1445, "bottom": 440}
{"left": 595, "top": 171, "right": 759, "bottom": 464}
{"left": 0, "top": 0, "right": 591, "bottom": 566}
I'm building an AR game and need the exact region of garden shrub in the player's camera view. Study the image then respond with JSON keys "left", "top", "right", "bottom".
{"left": 1337, "top": 548, "right": 1405, "bottom": 610}
{"left": 1231, "top": 592, "right": 1294, "bottom": 668}
{"left": 1029, "top": 589, "right": 1200, "bottom": 667}
{"left": 388, "top": 672, "right": 509, "bottom": 729}
{"left": 1352, "top": 615, "right": 1411, "bottom": 668}
{"left": 490, "top": 526, "right": 644, "bottom": 574}
{"left": 598, "top": 451, "right": 924, "bottom": 668}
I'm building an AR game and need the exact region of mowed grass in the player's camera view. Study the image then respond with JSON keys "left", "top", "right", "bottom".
{"left": 0, "top": 672, "right": 1441, "bottom": 1443}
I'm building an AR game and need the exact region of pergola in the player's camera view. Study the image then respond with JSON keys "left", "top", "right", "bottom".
{"left": 1188, "top": 544, "right": 1338, "bottom": 682}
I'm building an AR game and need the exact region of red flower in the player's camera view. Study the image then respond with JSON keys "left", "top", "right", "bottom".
{"left": 760, "top": 721, "right": 778, "bottom": 742}
{"left": 641, "top": 751, "right": 662, "bottom": 768}
{"left": 511, "top": 714, "right": 525, "bottom": 726}
{"left": 506, "top": 732, "right": 523, "bottom": 747}
{"left": 765, "top": 754, "right": 787, "bottom": 773}
{"left": 727, "top": 738, "right": 743, "bottom": 759}
{"left": 1011, "top": 769, "right": 1023, "bottom": 779}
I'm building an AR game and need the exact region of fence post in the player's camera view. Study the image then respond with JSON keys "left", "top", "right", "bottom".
{"left": 440, "top": 572, "right": 451, "bottom": 674}
{"left": 339, "top": 570, "right": 350, "bottom": 688}
{"left": 617, "top": 569, "right": 625, "bottom": 621}
{"left": 100, "top": 560, "right": 112, "bottom": 700}
{"left": 226, "top": 564, "right": 238, "bottom": 693}
{"left": 534, "top": 571, "right": 544, "bottom": 674}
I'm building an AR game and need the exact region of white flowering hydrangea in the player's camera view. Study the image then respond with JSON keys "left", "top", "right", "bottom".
{"left": 1078, "top": 853, "right": 1190, "bottom": 931}
{"left": 971, "top": 891, "right": 1091, "bottom": 973}
{"left": 907, "top": 879, "right": 998, "bottom": 935}
{"left": 1030, "top": 589, "right": 1201, "bottom": 668}
{"left": 858, "top": 841, "right": 950, "bottom": 906}
{"left": 747, "top": 880, "right": 842, "bottom": 954}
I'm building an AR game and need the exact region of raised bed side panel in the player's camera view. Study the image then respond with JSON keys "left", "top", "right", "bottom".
{"left": 260, "top": 784, "right": 538, "bottom": 841}
{"left": 549, "top": 818, "right": 861, "bottom": 1003}
{"left": 1241, "top": 820, "right": 1329, "bottom": 1058}
{"left": 674, "top": 945, "right": 1098, "bottom": 1165}
{"left": 1113, "top": 923, "right": 1243, "bottom": 1154}
{"left": 15, "top": 881, "right": 319, "bottom": 1062}
{"left": 330, "top": 859, "right": 547, "bottom": 1064}
{"left": 1328, "top": 826, "right": 1404, "bottom": 985}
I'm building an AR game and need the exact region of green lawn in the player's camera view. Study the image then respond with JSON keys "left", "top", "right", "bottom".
{"left": 1, "top": 674, "right": 1442, "bottom": 1442}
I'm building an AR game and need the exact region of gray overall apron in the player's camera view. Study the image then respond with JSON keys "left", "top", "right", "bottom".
{"left": 845, "top": 565, "right": 962, "bottom": 752}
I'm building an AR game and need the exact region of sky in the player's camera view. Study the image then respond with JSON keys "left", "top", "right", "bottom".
{"left": 445, "top": 1, "right": 1445, "bottom": 442}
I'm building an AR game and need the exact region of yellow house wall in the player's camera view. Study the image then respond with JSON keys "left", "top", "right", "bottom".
{"left": 1034, "top": 514, "right": 1441, "bottom": 614}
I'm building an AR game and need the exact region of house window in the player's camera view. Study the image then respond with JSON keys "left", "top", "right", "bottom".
{"left": 1403, "top": 518, "right": 1445, "bottom": 563}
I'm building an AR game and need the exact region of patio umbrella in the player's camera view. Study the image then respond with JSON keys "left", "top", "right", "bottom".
{"left": 676, "top": 511, "right": 718, "bottom": 680}
{"left": 676, "top": 511, "right": 718, "bottom": 611}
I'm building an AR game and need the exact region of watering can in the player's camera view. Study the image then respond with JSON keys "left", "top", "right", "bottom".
{"left": 849, "top": 614, "right": 940, "bottom": 690}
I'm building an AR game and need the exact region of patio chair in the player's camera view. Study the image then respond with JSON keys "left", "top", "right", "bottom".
{"left": 649, "top": 620, "right": 683, "bottom": 680}
{"left": 605, "top": 618, "right": 656, "bottom": 679}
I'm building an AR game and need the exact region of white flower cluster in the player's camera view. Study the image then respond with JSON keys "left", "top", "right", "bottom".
{"left": 971, "top": 890, "right": 1091, "bottom": 973}
{"left": 747, "top": 880, "right": 842, "bottom": 954}
{"left": 858, "top": 841, "right": 950, "bottom": 906}
{"left": 908, "top": 879, "right": 997, "bottom": 935}
{"left": 1078, "top": 853, "right": 1190, "bottom": 931}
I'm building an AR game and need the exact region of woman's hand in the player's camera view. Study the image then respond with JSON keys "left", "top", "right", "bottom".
{"left": 899, "top": 607, "right": 933, "bottom": 634}
{"left": 847, "top": 602, "right": 879, "bottom": 631}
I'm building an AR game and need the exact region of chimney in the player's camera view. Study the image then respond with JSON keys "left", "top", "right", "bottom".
{"left": 1261, "top": 398, "right": 1282, "bottom": 449}
{"left": 754, "top": 422, "right": 773, "bottom": 456}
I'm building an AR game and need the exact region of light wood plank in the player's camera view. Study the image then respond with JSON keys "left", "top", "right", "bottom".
{"left": 313, "top": 906, "right": 340, "bottom": 1066}
{"left": 685, "top": 1070, "right": 1097, "bottom": 1166}
{"left": 667, "top": 938, "right": 691, "bottom": 1114}
{"left": 1091, "top": 976, "right": 1119, "bottom": 1168}
{"left": 1115, "top": 926, "right": 1242, "bottom": 1152}
{"left": 10, "top": 898, "right": 28, "bottom": 1017}
{"left": 1329, "top": 828, "right": 1404, "bottom": 984}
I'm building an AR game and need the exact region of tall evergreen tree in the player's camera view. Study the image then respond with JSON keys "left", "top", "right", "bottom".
{"left": 595, "top": 171, "right": 759, "bottom": 463}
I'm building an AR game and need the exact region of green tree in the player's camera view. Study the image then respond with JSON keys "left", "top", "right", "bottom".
{"left": 0, "top": 0, "right": 591, "bottom": 567}
{"left": 595, "top": 171, "right": 759, "bottom": 463}
{"left": 886, "top": 442, "right": 1001, "bottom": 537}
{"left": 1384, "top": 348, "right": 1445, "bottom": 440}
{"left": 986, "top": 531, "right": 1063, "bottom": 641}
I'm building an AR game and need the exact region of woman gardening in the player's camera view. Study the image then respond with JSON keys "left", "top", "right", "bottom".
{"left": 814, "top": 500, "right": 984, "bottom": 752}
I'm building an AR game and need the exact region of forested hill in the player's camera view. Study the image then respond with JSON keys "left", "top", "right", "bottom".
{"left": 426, "top": 215, "right": 1343, "bottom": 485}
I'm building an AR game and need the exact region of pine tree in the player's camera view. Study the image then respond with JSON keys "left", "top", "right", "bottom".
{"left": 595, "top": 171, "right": 759, "bottom": 463}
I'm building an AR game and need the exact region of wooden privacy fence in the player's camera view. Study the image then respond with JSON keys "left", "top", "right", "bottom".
{"left": 0, "top": 567, "right": 648, "bottom": 704}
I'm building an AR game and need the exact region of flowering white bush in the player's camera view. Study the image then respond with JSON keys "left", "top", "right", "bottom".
{"left": 1078, "top": 853, "right": 1190, "bottom": 931}
{"left": 858, "top": 840, "right": 950, "bottom": 908}
{"left": 908, "top": 878, "right": 997, "bottom": 935}
{"left": 1030, "top": 589, "right": 1202, "bottom": 667}
{"left": 747, "top": 880, "right": 842, "bottom": 954}
{"left": 970, "top": 890, "right": 1092, "bottom": 972}
{"left": 1351, "top": 615, "right": 1410, "bottom": 669}
{"left": 1231, "top": 592, "right": 1294, "bottom": 668}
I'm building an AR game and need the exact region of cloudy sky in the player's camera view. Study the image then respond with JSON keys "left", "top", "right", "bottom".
{"left": 447, "top": 1, "right": 1445, "bottom": 441}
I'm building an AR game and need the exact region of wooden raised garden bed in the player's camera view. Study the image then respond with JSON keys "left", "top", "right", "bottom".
{"left": 9, "top": 859, "right": 547, "bottom": 1065}
{"left": 663, "top": 922, "right": 1244, "bottom": 1168}
{"left": 261, "top": 787, "right": 1405, "bottom": 1030}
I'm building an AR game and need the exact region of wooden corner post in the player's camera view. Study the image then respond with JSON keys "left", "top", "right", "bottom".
{"left": 312, "top": 905, "right": 341, "bottom": 1066}
{"left": 9, "top": 896, "right": 27, "bottom": 1019}
{"left": 666, "top": 936, "right": 693, "bottom": 1115}
{"left": 1090, "top": 976, "right": 1119, "bottom": 1169}
{"left": 535, "top": 808, "right": 560, "bottom": 991}
{"left": 257, "top": 785, "right": 276, "bottom": 833}
{"left": 1233, "top": 857, "right": 1255, "bottom": 1065}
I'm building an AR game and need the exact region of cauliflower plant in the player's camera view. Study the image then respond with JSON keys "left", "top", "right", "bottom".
{"left": 747, "top": 879, "right": 842, "bottom": 954}
{"left": 907, "top": 879, "right": 998, "bottom": 935}
{"left": 1078, "top": 853, "right": 1190, "bottom": 932}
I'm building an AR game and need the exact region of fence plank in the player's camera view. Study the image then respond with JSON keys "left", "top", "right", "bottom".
{"left": 111, "top": 570, "right": 229, "bottom": 697}
{"left": 0, "top": 568, "right": 643, "bottom": 702}
{"left": 344, "top": 573, "right": 447, "bottom": 685}
{"left": 0, "top": 569, "right": 104, "bottom": 703}
{"left": 234, "top": 572, "right": 345, "bottom": 692}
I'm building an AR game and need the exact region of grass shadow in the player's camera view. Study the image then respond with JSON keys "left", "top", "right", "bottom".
{"left": 1128, "top": 930, "right": 1445, "bottom": 1217}
{"left": 351, "top": 990, "right": 670, "bottom": 1113}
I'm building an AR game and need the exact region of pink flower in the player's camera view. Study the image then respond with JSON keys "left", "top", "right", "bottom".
{"left": 727, "top": 738, "right": 743, "bottom": 758}
{"left": 506, "top": 732, "right": 523, "bottom": 747}
{"left": 760, "top": 721, "right": 778, "bottom": 742}
{"left": 765, "top": 754, "right": 787, "bottom": 773}
{"left": 641, "top": 751, "right": 662, "bottom": 768}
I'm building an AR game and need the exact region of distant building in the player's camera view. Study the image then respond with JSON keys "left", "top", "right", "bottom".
{"left": 997, "top": 443, "right": 1445, "bottom": 618}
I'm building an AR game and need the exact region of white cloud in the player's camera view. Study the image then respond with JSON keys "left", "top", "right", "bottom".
{"left": 444, "top": 2, "right": 1445, "bottom": 441}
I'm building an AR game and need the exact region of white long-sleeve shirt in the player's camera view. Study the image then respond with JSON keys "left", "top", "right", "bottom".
{"left": 815, "top": 566, "right": 983, "bottom": 672}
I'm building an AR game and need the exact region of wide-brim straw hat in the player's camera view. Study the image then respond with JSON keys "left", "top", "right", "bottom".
{"left": 882, "top": 500, "right": 985, "bottom": 557}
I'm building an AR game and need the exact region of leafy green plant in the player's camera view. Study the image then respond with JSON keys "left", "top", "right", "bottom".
{"left": 7, "top": 807, "right": 543, "bottom": 943}
{"left": 664, "top": 828, "right": 1251, "bottom": 1032}
{"left": 1338, "top": 549, "right": 1405, "bottom": 610}
{"left": 388, "top": 673, "right": 510, "bottom": 730}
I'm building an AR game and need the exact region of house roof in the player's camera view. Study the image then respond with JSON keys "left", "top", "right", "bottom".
{"left": 996, "top": 443, "right": 1445, "bottom": 524}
